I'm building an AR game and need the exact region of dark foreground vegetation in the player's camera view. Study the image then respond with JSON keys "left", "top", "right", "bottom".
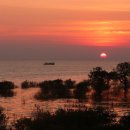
{"left": 13, "top": 107, "right": 130, "bottom": 130}
{"left": 1, "top": 105, "right": 130, "bottom": 130}
{"left": 0, "top": 107, "right": 7, "bottom": 130}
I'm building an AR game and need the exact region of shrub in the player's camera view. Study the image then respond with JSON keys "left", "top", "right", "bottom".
{"left": 14, "top": 107, "right": 117, "bottom": 130}
{"left": 74, "top": 80, "right": 90, "bottom": 99}
{"left": 21, "top": 80, "right": 38, "bottom": 89}
{"left": 35, "top": 79, "right": 71, "bottom": 100}
{"left": 0, "top": 81, "right": 15, "bottom": 89}
{"left": 0, "top": 81, "right": 15, "bottom": 97}
{"left": 0, "top": 107, "right": 7, "bottom": 130}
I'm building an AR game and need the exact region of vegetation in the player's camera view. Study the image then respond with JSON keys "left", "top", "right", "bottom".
{"left": 11, "top": 62, "right": 129, "bottom": 101}
{"left": 119, "top": 113, "right": 130, "bottom": 129}
{"left": 35, "top": 79, "right": 91, "bottom": 100}
{"left": 35, "top": 79, "right": 72, "bottom": 100}
{"left": 116, "top": 62, "right": 130, "bottom": 98}
{"left": 0, "top": 81, "right": 15, "bottom": 89}
{"left": 64, "top": 79, "right": 76, "bottom": 88}
{"left": 88, "top": 62, "right": 130, "bottom": 100}
{"left": 34, "top": 62, "right": 130, "bottom": 100}
{"left": 74, "top": 80, "right": 90, "bottom": 99}
{"left": 21, "top": 80, "right": 38, "bottom": 89}
{"left": 0, "top": 107, "right": 7, "bottom": 130}
{"left": 14, "top": 107, "right": 117, "bottom": 130}
{"left": 14, "top": 106, "right": 130, "bottom": 130}
{"left": 89, "top": 67, "right": 109, "bottom": 100}
{"left": 0, "top": 62, "right": 127, "bottom": 100}
{"left": 0, "top": 81, "right": 15, "bottom": 97}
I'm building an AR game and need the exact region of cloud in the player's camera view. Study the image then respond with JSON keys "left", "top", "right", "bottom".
{"left": 0, "top": 6, "right": 130, "bottom": 27}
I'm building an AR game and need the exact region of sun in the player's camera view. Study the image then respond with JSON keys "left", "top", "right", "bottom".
{"left": 100, "top": 52, "right": 107, "bottom": 59}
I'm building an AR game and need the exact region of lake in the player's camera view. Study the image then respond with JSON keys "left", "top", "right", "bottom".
{"left": 0, "top": 60, "right": 119, "bottom": 84}
{"left": 0, "top": 60, "right": 129, "bottom": 125}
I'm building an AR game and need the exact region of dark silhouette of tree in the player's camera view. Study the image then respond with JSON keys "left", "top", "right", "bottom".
{"left": 108, "top": 71, "right": 120, "bottom": 80}
{"left": 116, "top": 62, "right": 130, "bottom": 76}
{"left": 89, "top": 67, "right": 109, "bottom": 100}
{"left": 116, "top": 62, "right": 130, "bottom": 98}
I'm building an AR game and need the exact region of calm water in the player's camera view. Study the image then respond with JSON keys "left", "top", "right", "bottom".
{"left": 0, "top": 60, "right": 129, "bottom": 124}
{"left": 0, "top": 60, "right": 119, "bottom": 85}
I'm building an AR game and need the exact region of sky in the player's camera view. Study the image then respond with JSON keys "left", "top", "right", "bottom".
{"left": 0, "top": 0, "right": 130, "bottom": 60}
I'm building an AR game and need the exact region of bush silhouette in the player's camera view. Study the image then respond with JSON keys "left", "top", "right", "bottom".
{"left": 14, "top": 107, "right": 116, "bottom": 130}
{"left": 119, "top": 113, "right": 130, "bottom": 129}
{"left": 74, "top": 80, "right": 90, "bottom": 99}
{"left": 0, "top": 81, "right": 15, "bottom": 97}
{"left": 35, "top": 79, "right": 71, "bottom": 99}
{"left": 21, "top": 80, "right": 38, "bottom": 89}
{"left": 64, "top": 79, "right": 76, "bottom": 88}
{"left": 0, "top": 107, "right": 7, "bottom": 130}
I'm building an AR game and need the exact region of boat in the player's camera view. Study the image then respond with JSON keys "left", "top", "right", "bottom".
{"left": 44, "top": 62, "right": 55, "bottom": 65}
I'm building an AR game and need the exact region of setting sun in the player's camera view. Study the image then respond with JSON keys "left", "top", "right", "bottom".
{"left": 100, "top": 52, "right": 107, "bottom": 59}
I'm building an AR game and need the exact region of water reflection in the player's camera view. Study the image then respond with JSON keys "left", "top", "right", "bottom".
{"left": 0, "top": 87, "right": 130, "bottom": 124}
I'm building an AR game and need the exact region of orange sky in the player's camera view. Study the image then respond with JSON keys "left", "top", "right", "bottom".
{"left": 0, "top": 0, "right": 130, "bottom": 46}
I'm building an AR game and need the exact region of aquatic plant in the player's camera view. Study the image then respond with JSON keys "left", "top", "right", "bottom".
{"left": 0, "top": 81, "right": 15, "bottom": 89}
{"left": 64, "top": 79, "right": 76, "bottom": 88}
{"left": 35, "top": 79, "right": 71, "bottom": 99}
{"left": 21, "top": 80, "right": 38, "bottom": 89}
{"left": 74, "top": 80, "right": 90, "bottom": 99}
{"left": 0, "top": 81, "right": 15, "bottom": 97}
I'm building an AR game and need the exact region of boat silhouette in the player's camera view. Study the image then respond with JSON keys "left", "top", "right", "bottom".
{"left": 44, "top": 62, "right": 55, "bottom": 65}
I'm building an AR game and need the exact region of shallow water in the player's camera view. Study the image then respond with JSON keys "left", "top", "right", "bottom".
{"left": 1, "top": 87, "right": 130, "bottom": 125}
{"left": 0, "top": 60, "right": 129, "bottom": 124}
